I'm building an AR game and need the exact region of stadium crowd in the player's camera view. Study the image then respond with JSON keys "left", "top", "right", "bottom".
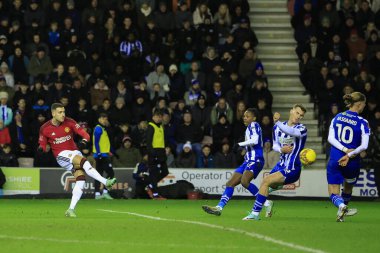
{"left": 0, "top": 0, "right": 379, "bottom": 178}
{"left": 0, "top": 0, "right": 276, "bottom": 169}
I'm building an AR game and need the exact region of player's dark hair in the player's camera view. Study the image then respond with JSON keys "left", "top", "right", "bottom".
{"left": 343, "top": 92, "right": 366, "bottom": 108}
{"left": 293, "top": 104, "right": 307, "bottom": 113}
{"left": 51, "top": 103, "right": 64, "bottom": 111}
{"left": 246, "top": 108, "right": 259, "bottom": 118}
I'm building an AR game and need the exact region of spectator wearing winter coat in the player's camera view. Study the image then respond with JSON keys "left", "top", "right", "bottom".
{"left": 210, "top": 97, "right": 233, "bottom": 126}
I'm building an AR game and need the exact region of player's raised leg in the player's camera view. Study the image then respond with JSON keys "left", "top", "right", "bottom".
{"left": 328, "top": 184, "right": 348, "bottom": 222}
{"left": 73, "top": 155, "right": 116, "bottom": 188}
{"left": 202, "top": 172, "right": 242, "bottom": 216}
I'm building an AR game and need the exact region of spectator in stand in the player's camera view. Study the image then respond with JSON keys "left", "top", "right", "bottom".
{"left": 0, "top": 144, "right": 19, "bottom": 167}
{"left": 294, "top": 15, "right": 317, "bottom": 54}
{"left": 356, "top": 0, "right": 375, "bottom": 35}
{"left": 191, "top": 94, "right": 212, "bottom": 136}
{"left": 168, "top": 64, "right": 185, "bottom": 102}
{"left": 366, "top": 31, "right": 380, "bottom": 60}
{"left": 246, "top": 62, "right": 268, "bottom": 90}
{"left": 212, "top": 114, "right": 232, "bottom": 152}
{"left": 346, "top": 29, "right": 367, "bottom": 60}
{"left": 318, "top": 78, "right": 340, "bottom": 124}
{"left": 24, "top": 0, "right": 45, "bottom": 28}
{"left": 184, "top": 61, "right": 206, "bottom": 90}
{"left": 263, "top": 139, "right": 280, "bottom": 170}
{"left": 210, "top": 97, "right": 233, "bottom": 126}
{"left": 184, "top": 79, "right": 207, "bottom": 106}
{"left": 27, "top": 47, "right": 53, "bottom": 85}
{"left": 165, "top": 145, "right": 175, "bottom": 167}
{"left": 238, "top": 48, "right": 259, "bottom": 81}
{"left": 96, "top": 98, "right": 112, "bottom": 118}
{"left": 175, "top": 141, "right": 196, "bottom": 168}
{"left": 9, "top": 110, "right": 32, "bottom": 158}
{"left": 197, "top": 144, "right": 214, "bottom": 168}
{"left": 368, "top": 50, "right": 380, "bottom": 82}
{"left": 261, "top": 115, "right": 273, "bottom": 141}
{"left": 226, "top": 80, "right": 244, "bottom": 111}
{"left": 319, "top": 1, "right": 341, "bottom": 31}
{"left": 130, "top": 120, "right": 148, "bottom": 154}
{"left": 154, "top": 1, "right": 175, "bottom": 35}
{"left": 175, "top": 110, "right": 203, "bottom": 155}
{"left": 90, "top": 78, "right": 111, "bottom": 111}
{"left": 109, "top": 97, "right": 132, "bottom": 126}
{"left": 214, "top": 140, "right": 236, "bottom": 168}
{"left": 12, "top": 83, "right": 31, "bottom": 107}
{"left": 0, "top": 62, "right": 14, "bottom": 89}
{"left": 175, "top": 1, "right": 192, "bottom": 28}
{"left": 0, "top": 91, "right": 12, "bottom": 145}
{"left": 192, "top": 2, "right": 212, "bottom": 28}
{"left": 233, "top": 17, "right": 258, "bottom": 48}
{"left": 7, "top": 47, "right": 30, "bottom": 85}
{"left": 114, "top": 136, "right": 142, "bottom": 168}
{"left": 245, "top": 78, "right": 273, "bottom": 109}
{"left": 131, "top": 91, "right": 152, "bottom": 124}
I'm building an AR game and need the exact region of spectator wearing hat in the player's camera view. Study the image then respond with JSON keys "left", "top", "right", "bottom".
{"left": 191, "top": 94, "right": 212, "bottom": 136}
{"left": 92, "top": 113, "right": 115, "bottom": 200}
{"left": 212, "top": 113, "right": 232, "bottom": 152}
{"left": 214, "top": 140, "right": 236, "bottom": 168}
{"left": 168, "top": 64, "right": 186, "bottom": 101}
{"left": 175, "top": 141, "right": 196, "bottom": 168}
{"left": 175, "top": 110, "right": 203, "bottom": 155}
{"left": 184, "top": 78, "right": 207, "bottom": 106}
{"left": 210, "top": 97, "right": 233, "bottom": 126}
{"left": 196, "top": 144, "right": 214, "bottom": 168}
{"left": 185, "top": 61, "right": 206, "bottom": 90}
{"left": 27, "top": 46, "right": 53, "bottom": 84}
{"left": 0, "top": 91, "right": 13, "bottom": 145}
{"left": 0, "top": 76, "right": 14, "bottom": 104}
{"left": 263, "top": 139, "right": 280, "bottom": 170}
{"left": 145, "top": 109, "right": 168, "bottom": 199}
{"left": 175, "top": 1, "right": 192, "bottom": 28}
{"left": 232, "top": 16, "right": 258, "bottom": 48}
{"left": 114, "top": 136, "right": 142, "bottom": 168}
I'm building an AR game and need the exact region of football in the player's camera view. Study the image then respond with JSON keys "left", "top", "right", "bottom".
{"left": 300, "top": 148, "right": 317, "bottom": 166}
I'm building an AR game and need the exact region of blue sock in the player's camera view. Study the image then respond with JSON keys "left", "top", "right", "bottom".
{"left": 247, "top": 183, "right": 259, "bottom": 196}
{"left": 341, "top": 192, "right": 351, "bottom": 205}
{"left": 330, "top": 194, "right": 344, "bottom": 208}
{"left": 252, "top": 194, "right": 267, "bottom": 213}
{"left": 217, "top": 187, "right": 234, "bottom": 209}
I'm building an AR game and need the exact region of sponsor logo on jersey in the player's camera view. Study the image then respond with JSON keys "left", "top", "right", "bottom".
{"left": 51, "top": 132, "right": 56, "bottom": 136}
{"left": 64, "top": 127, "right": 70, "bottom": 133}
{"left": 279, "top": 136, "right": 295, "bottom": 145}
{"left": 53, "top": 135, "right": 72, "bottom": 144}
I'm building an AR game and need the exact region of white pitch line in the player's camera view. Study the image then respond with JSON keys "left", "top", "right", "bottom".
{"left": 98, "top": 209, "right": 327, "bottom": 253}
{"left": 0, "top": 234, "right": 259, "bottom": 250}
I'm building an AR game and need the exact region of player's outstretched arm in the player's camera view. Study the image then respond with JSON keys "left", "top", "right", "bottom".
{"left": 275, "top": 122, "right": 304, "bottom": 137}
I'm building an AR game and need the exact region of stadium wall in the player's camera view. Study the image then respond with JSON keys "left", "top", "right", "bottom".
{"left": 1, "top": 168, "right": 378, "bottom": 198}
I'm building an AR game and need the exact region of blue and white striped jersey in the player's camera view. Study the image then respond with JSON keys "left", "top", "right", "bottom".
{"left": 244, "top": 122, "right": 264, "bottom": 162}
{"left": 329, "top": 110, "right": 370, "bottom": 160}
{"left": 273, "top": 121, "right": 307, "bottom": 169}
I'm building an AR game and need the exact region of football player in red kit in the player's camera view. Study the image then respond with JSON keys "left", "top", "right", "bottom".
{"left": 39, "top": 103, "right": 117, "bottom": 217}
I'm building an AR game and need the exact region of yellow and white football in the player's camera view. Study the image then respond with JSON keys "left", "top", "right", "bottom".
{"left": 300, "top": 148, "right": 317, "bottom": 166}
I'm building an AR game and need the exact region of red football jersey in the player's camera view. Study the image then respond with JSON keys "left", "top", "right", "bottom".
{"left": 39, "top": 117, "right": 90, "bottom": 157}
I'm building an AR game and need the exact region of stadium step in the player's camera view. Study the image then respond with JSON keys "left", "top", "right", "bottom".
{"left": 248, "top": 0, "right": 287, "bottom": 9}
{"left": 250, "top": 13, "right": 291, "bottom": 24}
{"left": 263, "top": 61, "right": 299, "bottom": 72}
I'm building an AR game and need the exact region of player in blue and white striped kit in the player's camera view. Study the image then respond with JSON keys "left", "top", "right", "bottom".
{"left": 327, "top": 92, "right": 370, "bottom": 222}
{"left": 202, "top": 108, "right": 271, "bottom": 216}
{"left": 243, "top": 104, "right": 307, "bottom": 220}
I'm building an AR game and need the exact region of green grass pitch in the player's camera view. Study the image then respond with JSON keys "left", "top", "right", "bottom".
{"left": 1, "top": 199, "right": 379, "bottom": 253}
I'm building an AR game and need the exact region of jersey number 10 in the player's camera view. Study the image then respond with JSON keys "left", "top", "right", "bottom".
{"left": 336, "top": 123, "right": 353, "bottom": 144}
